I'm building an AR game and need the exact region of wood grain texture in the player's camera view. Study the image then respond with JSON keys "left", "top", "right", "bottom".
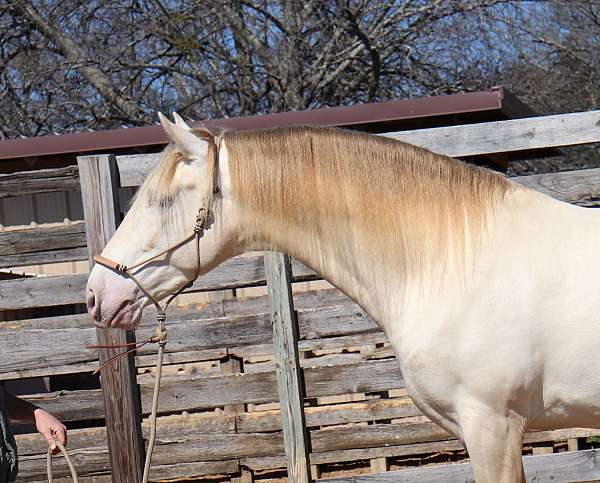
{"left": 264, "top": 251, "right": 312, "bottom": 483}
{"left": 325, "top": 448, "right": 600, "bottom": 482}
{"left": 513, "top": 167, "right": 600, "bottom": 205}
{"left": 0, "top": 221, "right": 87, "bottom": 268}
{"left": 0, "top": 246, "right": 88, "bottom": 268}
{"left": 78, "top": 153, "right": 144, "bottom": 483}
{"left": 0, "top": 254, "right": 314, "bottom": 310}
{"left": 23, "top": 358, "right": 402, "bottom": 421}
{"left": 0, "top": 273, "right": 87, "bottom": 310}
{"left": 0, "top": 296, "right": 375, "bottom": 379}
{"left": 116, "top": 152, "right": 161, "bottom": 187}
{"left": 0, "top": 165, "right": 79, "bottom": 198}
{"left": 0, "top": 221, "right": 86, "bottom": 255}
{"left": 386, "top": 109, "right": 600, "bottom": 158}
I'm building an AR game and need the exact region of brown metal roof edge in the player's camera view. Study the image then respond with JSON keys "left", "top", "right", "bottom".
{"left": 495, "top": 87, "right": 538, "bottom": 119}
{"left": 0, "top": 87, "right": 519, "bottom": 161}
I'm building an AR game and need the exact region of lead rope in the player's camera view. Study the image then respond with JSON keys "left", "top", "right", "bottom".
{"left": 47, "top": 133, "right": 221, "bottom": 483}
{"left": 47, "top": 439, "right": 78, "bottom": 483}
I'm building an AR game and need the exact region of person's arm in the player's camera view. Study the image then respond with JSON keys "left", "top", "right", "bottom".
{"left": 3, "top": 392, "right": 67, "bottom": 453}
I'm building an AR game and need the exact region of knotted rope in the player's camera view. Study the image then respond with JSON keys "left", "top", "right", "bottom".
{"left": 46, "top": 131, "right": 222, "bottom": 483}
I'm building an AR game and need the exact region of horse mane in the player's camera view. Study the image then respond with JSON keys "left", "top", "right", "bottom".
{"left": 138, "top": 124, "right": 511, "bottom": 283}
{"left": 225, "top": 126, "right": 512, "bottom": 282}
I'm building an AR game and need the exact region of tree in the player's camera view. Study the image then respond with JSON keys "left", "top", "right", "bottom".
{"left": 1, "top": 0, "right": 507, "bottom": 139}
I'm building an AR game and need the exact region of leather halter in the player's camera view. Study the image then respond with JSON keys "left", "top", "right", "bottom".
{"left": 93, "top": 132, "right": 223, "bottom": 339}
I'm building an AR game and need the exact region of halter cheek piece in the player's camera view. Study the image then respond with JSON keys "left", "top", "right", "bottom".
{"left": 92, "top": 132, "right": 223, "bottom": 352}
{"left": 93, "top": 200, "right": 211, "bottom": 331}
{"left": 80, "top": 132, "right": 223, "bottom": 483}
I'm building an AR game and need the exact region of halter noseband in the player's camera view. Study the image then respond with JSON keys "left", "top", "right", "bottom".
{"left": 93, "top": 132, "right": 223, "bottom": 337}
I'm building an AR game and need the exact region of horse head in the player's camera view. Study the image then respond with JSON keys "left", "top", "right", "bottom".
{"left": 86, "top": 113, "right": 236, "bottom": 329}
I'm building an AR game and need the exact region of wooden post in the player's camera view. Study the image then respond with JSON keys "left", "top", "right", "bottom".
{"left": 264, "top": 252, "right": 312, "bottom": 483}
{"left": 78, "top": 154, "right": 144, "bottom": 482}
{"left": 568, "top": 438, "right": 579, "bottom": 452}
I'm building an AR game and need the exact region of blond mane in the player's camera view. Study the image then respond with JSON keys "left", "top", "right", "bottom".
{"left": 137, "top": 125, "right": 511, "bottom": 285}
{"left": 225, "top": 126, "right": 512, "bottom": 283}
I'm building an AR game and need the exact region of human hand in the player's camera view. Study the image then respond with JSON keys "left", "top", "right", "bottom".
{"left": 34, "top": 408, "right": 67, "bottom": 454}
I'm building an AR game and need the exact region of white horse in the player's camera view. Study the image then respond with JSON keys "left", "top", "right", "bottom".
{"left": 87, "top": 113, "right": 600, "bottom": 482}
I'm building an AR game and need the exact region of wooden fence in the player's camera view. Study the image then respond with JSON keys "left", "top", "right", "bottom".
{"left": 3, "top": 110, "right": 600, "bottom": 481}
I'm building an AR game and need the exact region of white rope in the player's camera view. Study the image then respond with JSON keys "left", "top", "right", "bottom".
{"left": 142, "top": 327, "right": 166, "bottom": 483}
{"left": 47, "top": 439, "right": 78, "bottom": 483}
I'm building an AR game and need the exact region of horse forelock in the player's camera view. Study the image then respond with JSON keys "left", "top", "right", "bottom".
{"left": 133, "top": 129, "right": 217, "bottom": 218}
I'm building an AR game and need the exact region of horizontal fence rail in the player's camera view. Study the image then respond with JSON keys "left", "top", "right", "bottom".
{"left": 6, "top": 109, "right": 600, "bottom": 481}
{"left": 0, "top": 221, "right": 87, "bottom": 268}
{"left": 0, "top": 290, "right": 372, "bottom": 379}
{"left": 2, "top": 165, "right": 600, "bottom": 311}
{"left": 0, "top": 165, "right": 79, "bottom": 198}
{"left": 388, "top": 109, "right": 600, "bottom": 157}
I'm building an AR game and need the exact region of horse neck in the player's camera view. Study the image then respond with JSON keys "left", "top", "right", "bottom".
{"left": 224, "top": 132, "right": 512, "bottom": 327}
{"left": 230, "top": 179, "right": 442, "bottom": 326}
{"left": 234, "top": 203, "right": 392, "bottom": 321}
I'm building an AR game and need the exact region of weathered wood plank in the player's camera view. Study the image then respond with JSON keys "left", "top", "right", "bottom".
{"left": 24, "top": 359, "right": 402, "bottom": 420}
{"left": 265, "top": 251, "right": 312, "bottom": 483}
{"left": 78, "top": 153, "right": 144, "bottom": 483}
{"left": 387, "top": 109, "right": 600, "bottom": 158}
{"left": 0, "top": 166, "right": 80, "bottom": 198}
{"left": 512, "top": 167, "right": 600, "bottom": 206}
{"left": 140, "top": 360, "right": 404, "bottom": 413}
{"left": 237, "top": 398, "right": 420, "bottom": 433}
{"left": 0, "top": 222, "right": 87, "bottom": 268}
{"left": 116, "top": 152, "right": 161, "bottom": 187}
{"left": 0, "top": 273, "right": 87, "bottom": 310}
{"left": 324, "top": 448, "right": 600, "bottom": 482}
{"left": 0, "top": 221, "right": 86, "bottom": 256}
{"left": 141, "top": 359, "right": 403, "bottom": 414}
{"left": 0, "top": 247, "right": 88, "bottom": 268}
{"left": 0, "top": 254, "right": 314, "bottom": 310}
{"left": 149, "top": 460, "right": 239, "bottom": 481}
{"left": 2, "top": 287, "right": 347, "bottom": 330}
{"left": 0, "top": 297, "right": 376, "bottom": 379}
{"left": 312, "top": 422, "right": 451, "bottom": 453}
{"left": 117, "top": 111, "right": 600, "bottom": 186}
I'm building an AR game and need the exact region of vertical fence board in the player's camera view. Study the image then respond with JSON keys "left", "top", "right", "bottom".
{"left": 264, "top": 251, "right": 312, "bottom": 482}
{"left": 78, "top": 154, "right": 144, "bottom": 482}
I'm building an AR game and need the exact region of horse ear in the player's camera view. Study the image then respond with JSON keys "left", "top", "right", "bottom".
{"left": 172, "top": 112, "right": 192, "bottom": 131}
{"left": 158, "top": 112, "right": 207, "bottom": 159}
